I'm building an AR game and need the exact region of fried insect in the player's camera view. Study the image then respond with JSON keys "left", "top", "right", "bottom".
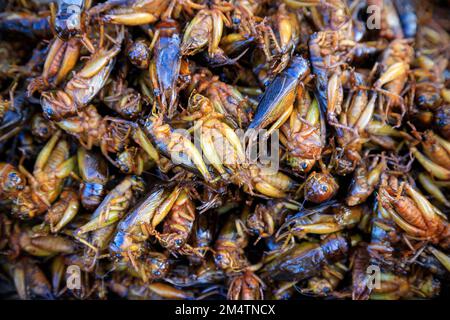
{"left": 77, "top": 148, "right": 109, "bottom": 210}
{"left": 214, "top": 213, "right": 249, "bottom": 273}
{"left": 261, "top": 234, "right": 349, "bottom": 281}
{"left": 77, "top": 175, "right": 145, "bottom": 234}
{"left": 1, "top": 0, "right": 450, "bottom": 302}
{"left": 110, "top": 185, "right": 201, "bottom": 280}
{"left": 13, "top": 131, "right": 75, "bottom": 219}
{"left": 248, "top": 55, "right": 310, "bottom": 134}
{"left": 41, "top": 29, "right": 124, "bottom": 120}
{"left": 303, "top": 163, "right": 339, "bottom": 204}
{"left": 150, "top": 19, "right": 182, "bottom": 118}
{"left": 379, "top": 176, "right": 450, "bottom": 248}
{"left": 281, "top": 92, "right": 324, "bottom": 174}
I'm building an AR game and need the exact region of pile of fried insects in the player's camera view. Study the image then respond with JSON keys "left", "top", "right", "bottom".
{"left": 0, "top": 0, "right": 449, "bottom": 300}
